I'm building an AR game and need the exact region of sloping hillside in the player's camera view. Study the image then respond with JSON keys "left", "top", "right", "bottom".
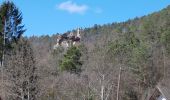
{"left": 27, "top": 5, "right": 170, "bottom": 100}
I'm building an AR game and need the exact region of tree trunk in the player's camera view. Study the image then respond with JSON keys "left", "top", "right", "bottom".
{"left": 101, "top": 75, "right": 104, "bottom": 100}
{"left": 116, "top": 66, "right": 122, "bottom": 100}
{"left": 1, "top": 19, "right": 6, "bottom": 99}
{"left": 162, "top": 46, "right": 166, "bottom": 79}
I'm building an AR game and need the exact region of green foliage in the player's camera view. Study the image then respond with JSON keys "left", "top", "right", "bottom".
{"left": 109, "top": 32, "right": 139, "bottom": 64}
{"left": 130, "top": 43, "right": 149, "bottom": 71}
{"left": 130, "top": 43, "right": 152, "bottom": 87}
{"left": 0, "top": 1, "right": 25, "bottom": 42}
{"left": 59, "top": 46, "right": 82, "bottom": 73}
{"left": 161, "top": 28, "right": 170, "bottom": 54}
{"left": 0, "top": 1, "right": 25, "bottom": 61}
{"left": 109, "top": 29, "right": 161, "bottom": 88}
{"left": 0, "top": 17, "right": 2, "bottom": 32}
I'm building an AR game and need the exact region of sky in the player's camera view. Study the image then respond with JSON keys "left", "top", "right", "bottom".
{"left": 1, "top": 0, "right": 170, "bottom": 36}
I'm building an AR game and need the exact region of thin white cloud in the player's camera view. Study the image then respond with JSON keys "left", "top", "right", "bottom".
{"left": 57, "top": 1, "right": 88, "bottom": 14}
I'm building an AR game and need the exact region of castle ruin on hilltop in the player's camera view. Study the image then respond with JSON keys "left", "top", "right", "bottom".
{"left": 53, "top": 28, "right": 81, "bottom": 49}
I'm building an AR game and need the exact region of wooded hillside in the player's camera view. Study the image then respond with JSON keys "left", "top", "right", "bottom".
{"left": 0, "top": 1, "right": 170, "bottom": 100}
{"left": 27, "top": 5, "right": 170, "bottom": 100}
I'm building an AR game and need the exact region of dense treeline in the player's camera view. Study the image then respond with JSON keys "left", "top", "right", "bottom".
{"left": 0, "top": 1, "right": 170, "bottom": 100}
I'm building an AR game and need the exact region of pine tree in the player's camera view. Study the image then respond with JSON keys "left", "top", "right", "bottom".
{"left": 0, "top": 1, "right": 25, "bottom": 99}
{"left": 59, "top": 46, "right": 82, "bottom": 74}
{"left": 0, "top": 1, "right": 25, "bottom": 42}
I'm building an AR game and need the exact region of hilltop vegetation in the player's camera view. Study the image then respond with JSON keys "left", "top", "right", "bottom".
{"left": 0, "top": 1, "right": 170, "bottom": 100}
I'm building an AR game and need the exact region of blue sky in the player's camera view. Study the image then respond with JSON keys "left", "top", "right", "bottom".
{"left": 1, "top": 0, "right": 170, "bottom": 36}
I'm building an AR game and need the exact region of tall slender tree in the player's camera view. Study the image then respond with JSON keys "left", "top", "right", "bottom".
{"left": 0, "top": 1, "right": 25, "bottom": 99}
{"left": 0, "top": 1, "right": 25, "bottom": 43}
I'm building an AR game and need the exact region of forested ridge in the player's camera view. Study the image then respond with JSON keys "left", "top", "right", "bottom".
{"left": 0, "top": 1, "right": 170, "bottom": 100}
